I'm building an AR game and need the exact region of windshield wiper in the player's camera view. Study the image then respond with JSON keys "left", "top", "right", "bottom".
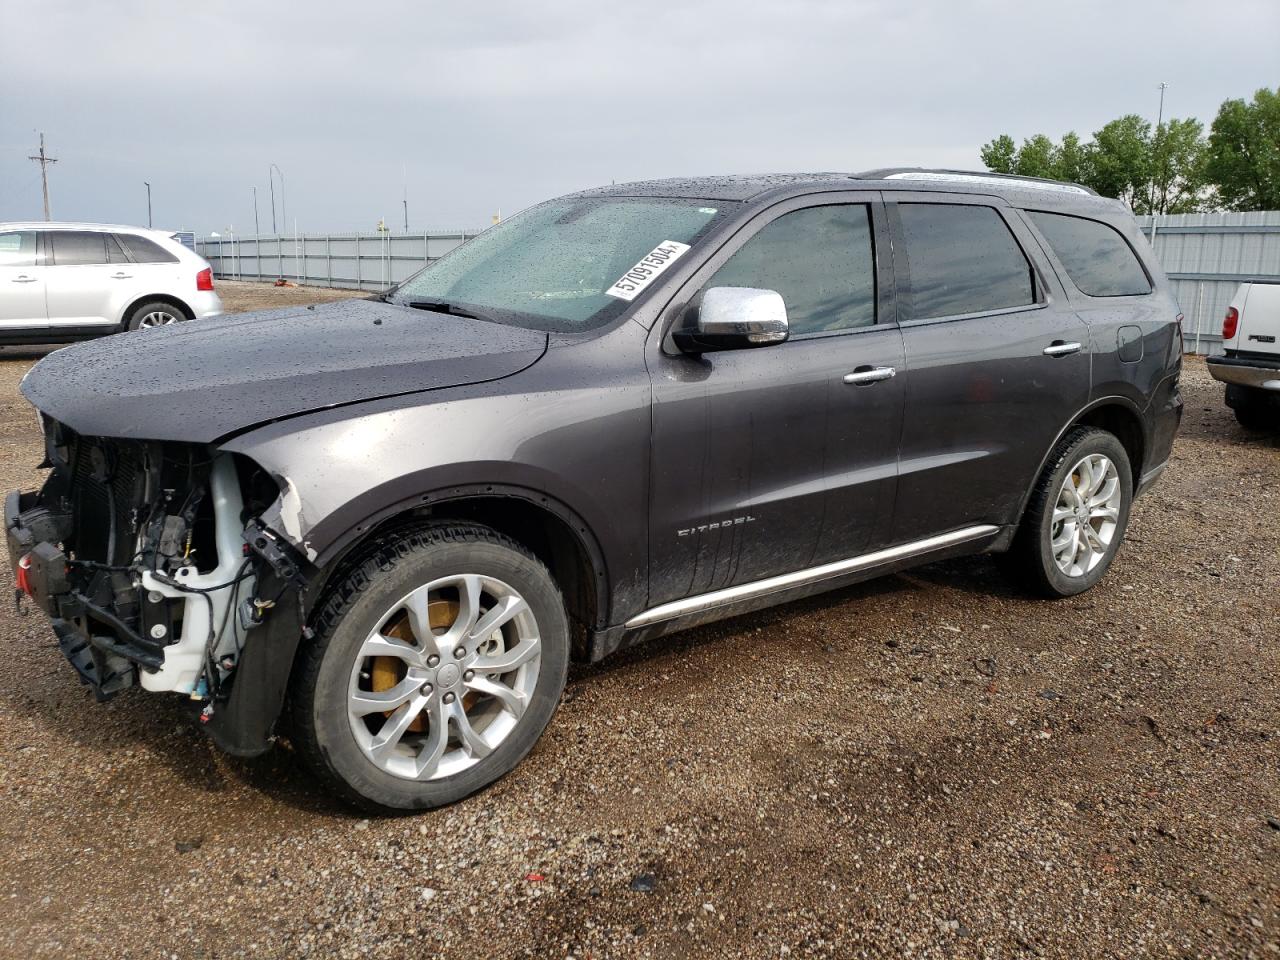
{"left": 406, "top": 298, "right": 485, "bottom": 320}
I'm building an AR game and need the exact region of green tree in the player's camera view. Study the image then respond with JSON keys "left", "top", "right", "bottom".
{"left": 1149, "top": 117, "right": 1208, "bottom": 214}
{"left": 1206, "top": 87, "right": 1280, "bottom": 211}
{"left": 1052, "top": 132, "right": 1088, "bottom": 184}
{"left": 980, "top": 135, "right": 1017, "bottom": 174}
{"left": 1084, "top": 115, "right": 1152, "bottom": 210}
{"left": 1014, "top": 134, "right": 1057, "bottom": 179}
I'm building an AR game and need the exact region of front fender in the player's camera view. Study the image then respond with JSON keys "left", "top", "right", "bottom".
{"left": 220, "top": 349, "right": 652, "bottom": 626}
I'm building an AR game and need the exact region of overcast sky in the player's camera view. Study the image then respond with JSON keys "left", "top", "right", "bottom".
{"left": 2, "top": 0, "right": 1277, "bottom": 235}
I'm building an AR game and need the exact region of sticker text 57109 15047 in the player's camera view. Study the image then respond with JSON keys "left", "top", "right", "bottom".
{"left": 605, "top": 241, "right": 691, "bottom": 302}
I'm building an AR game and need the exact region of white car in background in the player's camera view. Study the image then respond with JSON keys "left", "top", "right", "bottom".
{"left": 1209, "top": 280, "right": 1280, "bottom": 430}
{"left": 0, "top": 222, "right": 223, "bottom": 345}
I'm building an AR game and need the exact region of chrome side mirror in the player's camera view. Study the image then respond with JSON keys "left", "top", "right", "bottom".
{"left": 672, "top": 287, "right": 790, "bottom": 353}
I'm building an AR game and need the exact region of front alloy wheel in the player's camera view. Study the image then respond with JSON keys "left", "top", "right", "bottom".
{"left": 347, "top": 574, "right": 542, "bottom": 781}
{"left": 292, "top": 523, "right": 569, "bottom": 812}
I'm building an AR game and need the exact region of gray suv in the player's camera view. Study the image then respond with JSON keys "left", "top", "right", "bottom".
{"left": 7, "top": 170, "right": 1183, "bottom": 811}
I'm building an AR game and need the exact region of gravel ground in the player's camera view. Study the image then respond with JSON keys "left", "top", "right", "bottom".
{"left": 0, "top": 284, "right": 1275, "bottom": 959}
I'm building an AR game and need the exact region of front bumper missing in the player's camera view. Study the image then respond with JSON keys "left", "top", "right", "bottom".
{"left": 6, "top": 490, "right": 148, "bottom": 699}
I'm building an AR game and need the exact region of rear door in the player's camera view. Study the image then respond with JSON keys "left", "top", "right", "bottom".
{"left": 646, "top": 193, "right": 904, "bottom": 606}
{"left": 43, "top": 230, "right": 132, "bottom": 329}
{"left": 0, "top": 229, "right": 48, "bottom": 331}
{"left": 114, "top": 230, "right": 183, "bottom": 299}
{"left": 885, "top": 194, "right": 1090, "bottom": 542}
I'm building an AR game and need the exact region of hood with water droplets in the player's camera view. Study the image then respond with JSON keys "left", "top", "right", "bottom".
{"left": 21, "top": 298, "right": 548, "bottom": 442}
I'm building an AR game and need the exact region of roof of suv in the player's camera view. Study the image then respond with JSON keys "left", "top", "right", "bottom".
{"left": 573, "top": 170, "right": 1125, "bottom": 215}
{"left": 0, "top": 221, "right": 177, "bottom": 236}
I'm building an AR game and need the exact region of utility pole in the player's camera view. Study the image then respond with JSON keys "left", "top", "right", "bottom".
{"left": 1150, "top": 81, "right": 1168, "bottom": 242}
{"left": 28, "top": 133, "right": 57, "bottom": 221}
{"left": 144, "top": 181, "right": 152, "bottom": 228}
{"left": 252, "top": 186, "right": 260, "bottom": 237}
{"left": 402, "top": 164, "right": 409, "bottom": 232}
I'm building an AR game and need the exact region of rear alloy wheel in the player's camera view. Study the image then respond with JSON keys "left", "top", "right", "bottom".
{"left": 126, "top": 300, "right": 186, "bottom": 331}
{"left": 291, "top": 523, "right": 569, "bottom": 812}
{"left": 1001, "top": 426, "right": 1132, "bottom": 597}
{"left": 1049, "top": 453, "right": 1122, "bottom": 578}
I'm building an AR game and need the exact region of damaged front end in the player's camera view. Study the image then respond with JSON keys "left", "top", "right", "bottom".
{"left": 6, "top": 418, "right": 310, "bottom": 754}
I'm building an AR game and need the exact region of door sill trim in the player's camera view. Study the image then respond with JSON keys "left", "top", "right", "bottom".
{"left": 626, "top": 524, "right": 999, "bottom": 629}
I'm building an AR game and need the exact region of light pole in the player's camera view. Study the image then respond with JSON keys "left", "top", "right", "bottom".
{"left": 144, "top": 181, "right": 152, "bottom": 228}
{"left": 269, "top": 163, "right": 286, "bottom": 236}
{"left": 1150, "top": 81, "right": 1168, "bottom": 242}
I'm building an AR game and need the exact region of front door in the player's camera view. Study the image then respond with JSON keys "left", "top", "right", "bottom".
{"left": 0, "top": 229, "right": 48, "bottom": 332}
{"left": 885, "top": 195, "right": 1091, "bottom": 543}
{"left": 646, "top": 195, "right": 904, "bottom": 607}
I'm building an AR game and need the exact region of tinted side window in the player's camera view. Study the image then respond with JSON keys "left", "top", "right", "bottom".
{"left": 1026, "top": 211, "right": 1151, "bottom": 297}
{"left": 116, "top": 233, "right": 179, "bottom": 264}
{"left": 49, "top": 231, "right": 109, "bottom": 266}
{"left": 706, "top": 204, "right": 876, "bottom": 336}
{"left": 898, "top": 203, "right": 1036, "bottom": 320}
{"left": 106, "top": 234, "right": 132, "bottom": 264}
{"left": 0, "top": 231, "right": 37, "bottom": 267}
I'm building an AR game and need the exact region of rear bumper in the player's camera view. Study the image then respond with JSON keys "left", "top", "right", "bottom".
{"left": 1207, "top": 355, "right": 1280, "bottom": 391}
{"left": 190, "top": 290, "right": 224, "bottom": 320}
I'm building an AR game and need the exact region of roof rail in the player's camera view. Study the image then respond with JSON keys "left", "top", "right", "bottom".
{"left": 856, "top": 168, "right": 1097, "bottom": 197}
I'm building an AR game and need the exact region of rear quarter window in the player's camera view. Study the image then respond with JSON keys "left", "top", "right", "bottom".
{"left": 1026, "top": 210, "right": 1151, "bottom": 297}
{"left": 116, "top": 233, "right": 180, "bottom": 264}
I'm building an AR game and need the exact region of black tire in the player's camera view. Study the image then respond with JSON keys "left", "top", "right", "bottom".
{"left": 125, "top": 300, "right": 188, "bottom": 332}
{"left": 1000, "top": 426, "right": 1132, "bottom": 598}
{"left": 290, "top": 522, "right": 569, "bottom": 813}
{"left": 1234, "top": 404, "right": 1272, "bottom": 431}
{"left": 1225, "top": 386, "right": 1272, "bottom": 432}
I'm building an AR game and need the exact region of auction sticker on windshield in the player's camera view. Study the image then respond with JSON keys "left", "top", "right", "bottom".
{"left": 606, "top": 241, "right": 691, "bottom": 301}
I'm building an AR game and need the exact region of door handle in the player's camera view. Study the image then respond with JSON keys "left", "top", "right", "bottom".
{"left": 843, "top": 366, "right": 897, "bottom": 385}
{"left": 110, "top": 272, "right": 132, "bottom": 279}
{"left": 11, "top": 276, "right": 38, "bottom": 283}
{"left": 1043, "top": 341, "right": 1082, "bottom": 357}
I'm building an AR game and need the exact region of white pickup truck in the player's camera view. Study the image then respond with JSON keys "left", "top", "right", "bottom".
{"left": 1208, "top": 281, "right": 1280, "bottom": 430}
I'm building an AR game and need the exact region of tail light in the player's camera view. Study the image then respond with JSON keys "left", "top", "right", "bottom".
{"left": 1223, "top": 306, "right": 1239, "bottom": 341}
{"left": 196, "top": 267, "right": 214, "bottom": 292}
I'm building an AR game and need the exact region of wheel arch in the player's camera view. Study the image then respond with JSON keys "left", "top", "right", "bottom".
{"left": 309, "top": 485, "right": 610, "bottom": 660}
{"left": 1011, "top": 396, "right": 1148, "bottom": 531}
{"left": 117, "top": 293, "right": 194, "bottom": 329}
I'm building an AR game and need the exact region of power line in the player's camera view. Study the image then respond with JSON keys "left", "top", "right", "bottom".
{"left": 27, "top": 132, "right": 57, "bottom": 221}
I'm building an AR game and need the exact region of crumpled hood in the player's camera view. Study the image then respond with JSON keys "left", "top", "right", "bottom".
{"left": 21, "top": 298, "right": 548, "bottom": 442}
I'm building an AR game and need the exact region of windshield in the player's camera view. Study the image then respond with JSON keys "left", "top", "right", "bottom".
{"left": 390, "top": 197, "right": 733, "bottom": 331}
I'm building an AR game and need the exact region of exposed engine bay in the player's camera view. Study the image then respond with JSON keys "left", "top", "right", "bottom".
{"left": 5, "top": 417, "right": 306, "bottom": 725}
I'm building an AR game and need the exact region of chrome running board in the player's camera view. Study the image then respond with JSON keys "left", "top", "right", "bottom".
{"left": 625, "top": 524, "right": 999, "bottom": 629}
